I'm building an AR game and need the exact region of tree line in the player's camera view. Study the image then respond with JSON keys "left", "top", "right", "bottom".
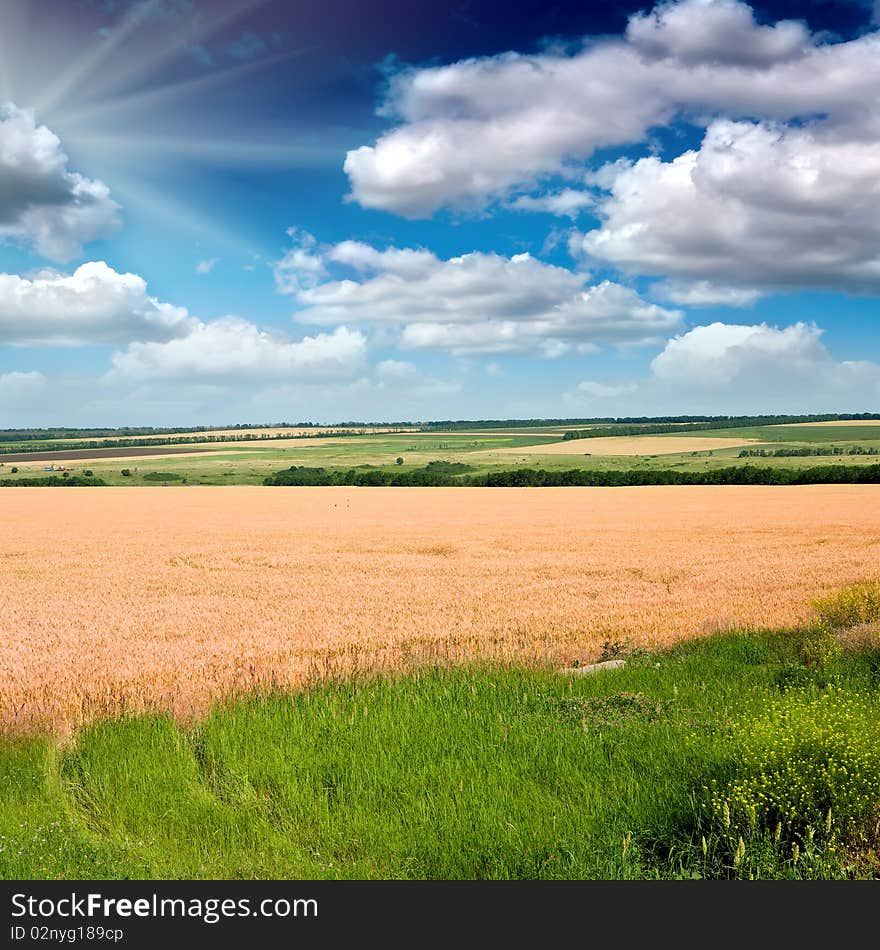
{"left": 738, "top": 447, "right": 880, "bottom": 457}
{"left": 427, "top": 413, "right": 880, "bottom": 432}
{"left": 561, "top": 415, "right": 880, "bottom": 441}
{"left": 265, "top": 464, "right": 880, "bottom": 487}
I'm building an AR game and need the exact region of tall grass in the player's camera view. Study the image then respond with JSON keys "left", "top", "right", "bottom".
{"left": 2, "top": 628, "right": 878, "bottom": 880}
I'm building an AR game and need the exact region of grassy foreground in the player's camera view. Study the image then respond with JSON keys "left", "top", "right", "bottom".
{"left": 2, "top": 622, "right": 879, "bottom": 880}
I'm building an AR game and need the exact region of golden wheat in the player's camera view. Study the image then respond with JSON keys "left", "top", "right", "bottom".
{"left": 2, "top": 485, "right": 878, "bottom": 733}
{"left": 488, "top": 436, "right": 759, "bottom": 456}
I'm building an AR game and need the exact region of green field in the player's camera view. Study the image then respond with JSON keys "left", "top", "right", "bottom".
{"left": 3, "top": 611, "right": 879, "bottom": 880}
{"left": 3, "top": 420, "right": 880, "bottom": 486}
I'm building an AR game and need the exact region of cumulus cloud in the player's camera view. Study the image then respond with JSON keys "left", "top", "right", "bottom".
{"left": 0, "top": 104, "right": 120, "bottom": 261}
{"left": 568, "top": 322, "right": 880, "bottom": 413}
{"left": 0, "top": 261, "right": 193, "bottom": 346}
{"left": 196, "top": 258, "right": 218, "bottom": 274}
{"left": 625, "top": 0, "right": 810, "bottom": 66}
{"left": 344, "top": 0, "right": 880, "bottom": 217}
{"left": 276, "top": 234, "right": 682, "bottom": 357}
{"left": 508, "top": 189, "right": 594, "bottom": 218}
{"left": 108, "top": 319, "right": 367, "bottom": 384}
{"left": 651, "top": 321, "right": 829, "bottom": 385}
{"left": 649, "top": 321, "right": 880, "bottom": 408}
{"left": 577, "top": 119, "right": 880, "bottom": 294}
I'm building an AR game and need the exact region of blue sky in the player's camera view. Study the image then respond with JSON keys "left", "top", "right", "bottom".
{"left": 1, "top": 0, "right": 879, "bottom": 425}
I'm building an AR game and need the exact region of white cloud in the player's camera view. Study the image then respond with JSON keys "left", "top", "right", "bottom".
{"left": 568, "top": 321, "right": 880, "bottom": 414}
{"left": 375, "top": 359, "right": 422, "bottom": 385}
{"left": 625, "top": 0, "right": 810, "bottom": 66}
{"left": 109, "top": 319, "right": 367, "bottom": 384}
{"left": 652, "top": 280, "right": 763, "bottom": 308}
{"left": 0, "top": 370, "right": 48, "bottom": 402}
{"left": 577, "top": 119, "right": 880, "bottom": 293}
{"left": 0, "top": 370, "right": 55, "bottom": 422}
{"left": 344, "top": 0, "right": 880, "bottom": 217}
{"left": 273, "top": 227, "right": 327, "bottom": 294}
{"left": 575, "top": 380, "right": 637, "bottom": 398}
{"left": 508, "top": 189, "right": 594, "bottom": 218}
{"left": 196, "top": 258, "right": 218, "bottom": 274}
{"left": 279, "top": 234, "right": 681, "bottom": 357}
{"left": 0, "top": 105, "right": 120, "bottom": 261}
{"left": 375, "top": 358, "right": 461, "bottom": 397}
{"left": 0, "top": 261, "right": 193, "bottom": 346}
{"left": 649, "top": 321, "right": 880, "bottom": 408}
{"left": 651, "top": 321, "right": 829, "bottom": 386}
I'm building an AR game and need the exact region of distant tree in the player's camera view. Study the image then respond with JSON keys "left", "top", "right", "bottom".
{"left": 396, "top": 457, "right": 404, "bottom": 465}
{"left": 10, "top": 466, "right": 18, "bottom": 473}
{"left": 83, "top": 470, "right": 93, "bottom": 477}
{"left": 121, "top": 468, "right": 132, "bottom": 477}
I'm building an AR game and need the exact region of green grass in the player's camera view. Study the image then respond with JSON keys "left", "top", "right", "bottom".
{"left": 3, "top": 628, "right": 879, "bottom": 880}
{"left": 697, "top": 424, "right": 880, "bottom": 443}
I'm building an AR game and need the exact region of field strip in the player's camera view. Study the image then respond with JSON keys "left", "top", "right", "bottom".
{"left": 483, "top": 436, "right": 761, "bottom": 456}
{"left": 768, "top": 420, "right": 880, "bottom": 428}
{"left": 0, "top": 436, "right": 426, "bottom": 464}
{"left": 18, "top": 426, "right": 419, "bottom": 444}
{"left": 0, "top": 446, "right": 231, "bottom": 464}
{"left": 2, "top": 485, "right": 879, "bottom": 733}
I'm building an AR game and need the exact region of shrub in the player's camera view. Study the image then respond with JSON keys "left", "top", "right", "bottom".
{"left": 798, "top": 623, "right": 843, "bottom": 668}
{"left": 83, "top": 470, "right": 93, "bottom": 477}
{"left": 812, "top": 581, "right": 880, "bottom": 629}
{"left": 704, "top": 688, "right": 880, "bottom": 868}
{"left": 395, "top": 457, "right": 404, "bottom": 465}
{"left": 773, "top": 662, "right": 817, "bottom": 692}
{"left": 10, "top": 466, "right": 18, "bottom": 473}
{"left": 120, "top": 469, "right": 132, "bottom": 477}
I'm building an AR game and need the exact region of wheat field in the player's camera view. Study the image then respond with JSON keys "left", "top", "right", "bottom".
{"left": 489, "top": 436, "right": 759, "bottom": 456}
{"left": 2, "top": 485, "right": 879, "bottom": 733}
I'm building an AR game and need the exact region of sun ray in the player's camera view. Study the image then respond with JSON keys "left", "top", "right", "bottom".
{"left": 33, "top": 0, "right": 167, "bottom": 117}
{"left": 87, "top": 0, "right": 275, "bottom": 101}
{"left": 69, "top": 130, "right": 341, "bottom": 169}
{"left": 107, "top": 173, "right": 268, "bottom": 260}
{"left": 44, "top": 0, "right": 275, "bottom": 123}
{"left": 0, "top": 0, "right": 37, "bottom": 103}
{"left": 2, "top": 0, "right": 309, "bottom": 276}
{"left": 57, "top": 47, "right": 305, "bottom": 131}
